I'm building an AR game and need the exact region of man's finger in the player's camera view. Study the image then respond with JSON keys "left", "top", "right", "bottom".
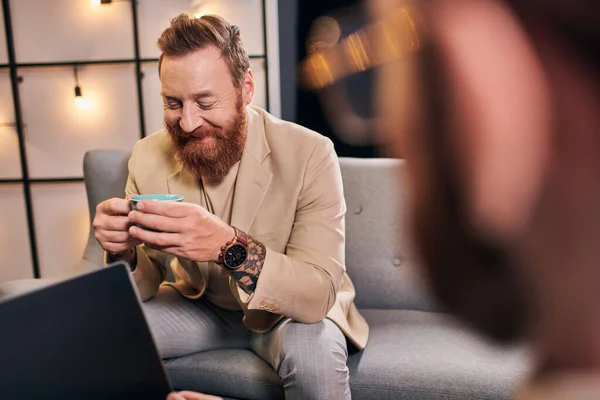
{"left": 129, "top": 226, "right": 179, "bottom": 247}
{"left": 99, "top": 198, "right": 132, "bottom": 216}
{"left": 128, "top": 211, "right": 183, "bottom": 233}
{"left": 95, "top": 216, "right": 132, "bottom": 232}
{"left": 134, "top": 200, "right": 197, "bottom": 218}
{"left": 98, "top": 230, "right": 131, "bottom": 244}
{"left": 168, "top": 391, "right": 223, "bottom": 400}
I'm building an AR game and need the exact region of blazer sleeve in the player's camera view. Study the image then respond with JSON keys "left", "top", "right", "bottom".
{"left": 103, "top": 142, "right": 169, "bottom": 302}
{"left": 235, "top": 138, "right": 346, "bottom": 323}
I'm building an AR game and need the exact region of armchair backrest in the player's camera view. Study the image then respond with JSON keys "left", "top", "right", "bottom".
{"left": 78, "top": 150, "right": 130, "bottom": 272}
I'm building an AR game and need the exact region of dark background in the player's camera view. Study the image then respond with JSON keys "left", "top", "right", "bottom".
{"left": 278, "top": 0, "right": 378, "bottom": 158}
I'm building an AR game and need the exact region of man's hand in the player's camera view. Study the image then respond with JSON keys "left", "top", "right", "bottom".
{"left": 93, "top": 197, "right": 142, "bottom": 254}
{"left": 167, "top": 391, "right": 222, "bottom": 400}
{"left": 128, "top": 200, "right": 234, "bottom": 262}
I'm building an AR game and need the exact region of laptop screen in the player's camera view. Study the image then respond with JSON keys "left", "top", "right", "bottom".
{"left": 0, "top": 262, "right": 172, "bottom": 400}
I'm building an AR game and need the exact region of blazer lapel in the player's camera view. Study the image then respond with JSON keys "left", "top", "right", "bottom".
{"left": 166, "top": 167, "right": 202, "bottom": 207}
{"left": 231, "top": 106, "right": 273, "bottom": 233}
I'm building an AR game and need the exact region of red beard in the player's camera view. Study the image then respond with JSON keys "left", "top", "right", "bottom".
{"left": 166, "top": 103, "right": 247, "bottom": 179}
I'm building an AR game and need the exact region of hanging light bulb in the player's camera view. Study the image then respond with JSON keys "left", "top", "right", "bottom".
{"left": 73, "top": 64, "right": 82, "bottom": 99}
{"left": 73, "top": 65, "right": 93, "bottom": 109}
{"left": 75, "top": 85, "right": 86, "bottom": 108}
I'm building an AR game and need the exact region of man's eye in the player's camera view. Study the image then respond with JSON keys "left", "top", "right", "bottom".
{"left": 166, "top": 102, "right": 181, "bottom": 110}
{"left": 196, "top": 102, "right": 215, "bottom": 110}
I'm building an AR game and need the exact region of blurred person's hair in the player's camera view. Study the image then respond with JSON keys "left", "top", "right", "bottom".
{"left": 403, "top": 0, "right": 600, "bottom": 345}
{"left": 157, "top": 14, "right": 250, "bottom": 87}
{"left": 508, "top": 0, "right": 600, "bottom": 74}
{"left": 412, "top": 44, "right": 530, "bottom": 343}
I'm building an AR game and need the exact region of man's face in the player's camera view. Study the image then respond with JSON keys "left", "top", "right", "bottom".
{"left": 160, "top": 47, "right": 251, "bottom": 178}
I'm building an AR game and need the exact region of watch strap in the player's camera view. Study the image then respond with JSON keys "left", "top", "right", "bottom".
{"left": 234, "top": 227, "right": 249, "bottom": 246}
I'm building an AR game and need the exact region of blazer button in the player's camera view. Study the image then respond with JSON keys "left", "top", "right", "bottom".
{"left": 393, "top": 257, "right": 401, "bottom": 267}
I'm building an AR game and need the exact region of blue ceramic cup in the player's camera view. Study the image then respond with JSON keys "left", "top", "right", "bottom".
{"left": 130, "top": 194, "right": 184, "bottom": 231}
{"left": 130, "top": 194, "right": 184, "bottom": 210}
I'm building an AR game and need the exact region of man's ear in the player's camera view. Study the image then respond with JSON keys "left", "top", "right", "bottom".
{"left": 242, "top": 69, "right": 255, "bottom": 107}
{"left": 434, "top": 0, "right": 552, "bottom": 242}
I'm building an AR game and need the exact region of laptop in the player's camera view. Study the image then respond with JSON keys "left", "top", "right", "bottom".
{"left": 0, "top": 262, "right": 172, "bottom": 400}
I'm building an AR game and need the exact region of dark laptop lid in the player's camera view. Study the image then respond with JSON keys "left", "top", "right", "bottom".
{"left": 0, "top": 262, "right": 172, "bottom": 400}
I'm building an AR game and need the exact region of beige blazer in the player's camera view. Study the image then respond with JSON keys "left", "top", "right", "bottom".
{"left": 122, "top": 106, "right": 368, "bottom": 349}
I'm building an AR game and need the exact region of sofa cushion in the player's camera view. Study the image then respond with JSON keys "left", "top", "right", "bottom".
{"left": 349, "top": 309, "right": 531, "bottom": 399}
{"left": 165, "top": 309, "right": 530, "bottom": 400}
{"left": 164, "top": 348, "right": 283, "bottom": 400}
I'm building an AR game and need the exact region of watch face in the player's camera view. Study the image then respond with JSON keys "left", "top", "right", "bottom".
{"left": 224, "top": 244, "right": 248, "bottom": 269}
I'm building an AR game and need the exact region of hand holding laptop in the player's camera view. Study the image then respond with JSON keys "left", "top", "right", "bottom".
{"left": 167, "top": 391, "right": 222, "bottom": 400}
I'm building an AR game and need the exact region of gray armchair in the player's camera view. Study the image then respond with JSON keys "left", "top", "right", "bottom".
{"left": 77, "top": 149, "right": 131, "bottom": 274}
{"left": 3, "top": 150, "right": 531, "bottom": 399}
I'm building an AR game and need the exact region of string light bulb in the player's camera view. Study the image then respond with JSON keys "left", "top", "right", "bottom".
{"left": 91, "top": 0, "right": 133, "bottom": 6}
{"left": 72, "top": 64, "right": 93, "bottom": 110}
{"left": 91, "top": 0, "right": 112, "bottom": 5}
{"left": 73, "top": 64, "right": 82, "bottom": 98}
{"left": 91, "top": 0, "right": 111, "bottom": 5}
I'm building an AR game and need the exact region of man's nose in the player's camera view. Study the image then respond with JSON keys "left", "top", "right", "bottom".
{"left": 179, "top": 104, "right": 204, "bottom": 133}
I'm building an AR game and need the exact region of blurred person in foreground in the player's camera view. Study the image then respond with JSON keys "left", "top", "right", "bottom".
{"left": 303, "top": 0, "right": 600, "bottom": 398}
{"left": 93, "top": 14, "right": 368, "bottom": 400}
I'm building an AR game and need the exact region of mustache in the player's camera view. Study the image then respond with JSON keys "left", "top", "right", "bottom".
{"left": 166, "top": 122, "right": 225, "bottom": 142}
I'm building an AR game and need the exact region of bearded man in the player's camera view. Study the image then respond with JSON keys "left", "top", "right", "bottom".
{"left": 92, "top": 14, "right": 367, "bottom": 400}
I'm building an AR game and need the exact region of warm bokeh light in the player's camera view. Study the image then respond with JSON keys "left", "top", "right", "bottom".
{"left": 75, "top": 96, "right": 95, "bottom": 111}
{"left": 90, "top": 0, "right": 101, "bottom": 6}
{"left": 193, "top": 3, "right": 218, "bottom": 19}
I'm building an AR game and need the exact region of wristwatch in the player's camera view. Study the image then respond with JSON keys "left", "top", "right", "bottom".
{"left": 107, "top": 246, "right": 136, "bottom": 262}
{"left": 217, "top": 227, "right": 249, "bottom": 270}
{"left": 107, "top": 246, "right": 137, "bottom": 271}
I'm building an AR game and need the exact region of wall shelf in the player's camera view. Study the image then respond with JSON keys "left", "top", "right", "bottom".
{"left": 11, "top": 54, "right": 264, "bottom": 69}
{"left": 0, "top": 178, "right": 84, "bottom": 184}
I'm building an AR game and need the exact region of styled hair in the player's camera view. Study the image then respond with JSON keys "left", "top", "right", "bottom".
{"left": 157, "top": 14, "right": 250, "bottom": 87}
